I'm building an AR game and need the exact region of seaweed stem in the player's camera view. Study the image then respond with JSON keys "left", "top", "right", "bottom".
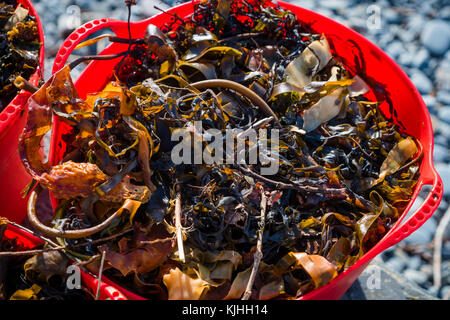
{"left": 27, "top": 188, "right": 132, "bottom": 239}
{"left": 14, "top": 76, "right": 38, "bottom": 94}
{"left": 175, "top": 187, "right": 185, "bottom": 263}
{"left": 190, "top": 79, "right": 280, "bottom": 125}
{"left": 95, "top": 250, "right": 106, "bottom": 300}
{"left": 242, "top": 186, "right": 266, "bottom": 300}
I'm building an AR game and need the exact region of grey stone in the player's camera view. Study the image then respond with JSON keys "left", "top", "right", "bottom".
{"left": 341, "top": 262, "right": 437, "bottom": 300}
{"left": 320, "top": 0, "right": 350, "bottom": 11}
{"left": 385, "top": 257, "right": 406, "bottom": 273}
{"left": 378, "top": 32, "right": 394, "bottom": 49}
{"left": 421, "top": 217, "right": 438, "bottom": 237}
{"left": 406, "top": 255, "right": 423, "bottom": 270}
{"left": 403, "top": 217, "right": 437, "bottom": 245}
{"left": 57, "top": 15, "right": 74, "bottom": 33}
{"left": 290, "top": 0, "right": 315, "bottom": 10}
{"left": 404, "top": 269, "right": 429, "bottom": 286}
{"left": 410, "top": 70, "right": 433, "bottom": 94}
{"left": 412, "top": 48, "right": 430, "bottom": 70}
{"left": 436, "top": 118, "right": 450, "bottom": 137}
{"left": 348, "top": 17, "right": 368, "bottom": 33}
{"left": 421, "top": 20, "right": 450, "bottom": 56}
{"left": 398, "top": 29, "right": 416, "bottom": 43}
{"left": 386, "top": 41, "right": 405, "bottom": 60}
{"left": 441, "top": 261, "right": 450, "bottom": 285}
{"left": 427, "top": 286, "right": 439, "bottom": 297}
{"left": 140, "top": 0, "right": 170, "bottom": 17}
{"left": 438, "top": 6, "right": 450, "bottom": 20}
{"left": 444, "top": 242, "right": 450, "bottom": 257}
{"left": 399, "top": 52, "right": 414, "bottom": 67}
{"left": 440, "top": 285, "right": 450, "bottom": 299}
{"left": 434, "top": 144, "right": 448, "bottom": 162}
{"left": 383, "top": 8, "right": 401, "bottom": 24}
{"left": 43, "top": 59, "right": 53, "bottom": 82}
{"left": 437, "top": 91, "right": 450, "bottom": 105}
{"left": 420, "top": 264, "right": 434, "bottom": 278}
{"left": 393, "top": 247, "right": 410, "bottom": 263}
{"left": 407, "top": 15, "right": 426, "bottom": 35}
{"left": 408, "top": 196, "right": 426, "bottom": 216}
{"left": 423, "top": 95, "right": 437, "bottom": 109}
{"left": 436, "top": 61, "right": 450, "bottom": 92}
{"left": 72, "top": 0, "right": 94, "bottom": 10}
{"left": 315, "top": 9, "right": 335, "bottom": 19}
{"left": 161, "top": 0, "right": 178, "bottom": 5}
{"left": 435, "top": 163, "right": 450, "bottom": 196}
{"left": 434, "top": 134, "right": 448, "bottom": 146}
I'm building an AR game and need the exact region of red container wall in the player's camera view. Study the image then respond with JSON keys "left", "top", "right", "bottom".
{"left": 48, "top": 1, "right": 442, "bottom": 300}
{"left": 0, "top": 0, "right": 45, "bottom": 223}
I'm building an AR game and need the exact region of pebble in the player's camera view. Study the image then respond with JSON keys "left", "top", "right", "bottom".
{"left": 140, "top": 0, "right": 170, "bottom": 17}
{"left": 385, "top": 256, "right": 406, "bottom": 273}
{"left": 441, "top": 261, "right": 450, "bottom": 285}
{"left": 386, "top": 41, "right": 405, "bottom": 60}
{"left": 444, "top": 242, "right": 450, "bottom": 258}
{"left": 437, "top": 91, "right": 450, "bottom": 105}
{"left": 408, "top": 196, "right": 425, "bottom": 216}
{"left": 320, "top": 0, "right": 351, "bottom": 11}
{"left": 407, "top": 255, "right": 423, "bottom": 271}
{"left": 436, "top": 61, "right": 450, "bottom": 92}
{"left": 412, "top": 48, "right": 429, "bottom": 70}
{"left": 440, "top": 285, "right": 450, "bottom": 299}
{"left": 427, "top": 286, "right": 439, "bottom": 297}
{"left": 434, "top": 144, "right": 448, "bottom": 162}
{"left": 420, "top": 264, "right": 434, "bottom": 278}
{"left": 435, "top": 163, "right": 450, "bottom": 196}
{"left": 290, "top": 0, "right": 316, "bottom": 10}
{"left": 434, "top": 134, "right": 448, "bottom": 146}
{"left": 403, "top": 216, "right": 437, "bottom": 245}
{"left": 383, "top": 8, "right": 400, "bottom": 24}
{"left": 404, "top": 269, "right": 429, "bottom": 286}
{"left": 410, "top": 70, "right": 433, "bottom": 94}
{"left": 378, "top": 32, "right": 394, "bottom": 48}
{"left": 421, "top": 20, "right": 450, "bottom": 56}
{"left": 422, "top": 95, "right": 436, "bottom": 109}
{"left": 399, "top": 52, "right": 414, "bottom": 67}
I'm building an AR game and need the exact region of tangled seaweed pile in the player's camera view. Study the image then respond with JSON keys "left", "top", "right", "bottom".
{"left": 0, "top": 221, "right": 87, "bottom": 300}
{"left": 0, "top": 0, "right": 40, "bottom": 111}
{"left": 14, "top": 0, "right": 421, "bottom": 299}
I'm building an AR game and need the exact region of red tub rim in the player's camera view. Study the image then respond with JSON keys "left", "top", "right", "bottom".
{"left": 48, "top": 0, "right": 443, "bottom": 300}
{"left": 0, "top": 0, "right": 45, "bottom": 139}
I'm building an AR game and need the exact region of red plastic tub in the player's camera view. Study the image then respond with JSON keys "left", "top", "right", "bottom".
{"left": 49, "top": 1, "right": 443, "bottom": 300}
{"left": 2, "top": 223, "right": 128, "bottom": 300}
{"left": 0, "top": 0, "right": 45, "bottom": 223}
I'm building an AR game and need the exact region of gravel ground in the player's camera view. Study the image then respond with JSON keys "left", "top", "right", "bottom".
{"left": 31, "top": 0, "right": 450, "bottom": 299}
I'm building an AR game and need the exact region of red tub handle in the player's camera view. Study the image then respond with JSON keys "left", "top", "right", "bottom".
{"left": 80, "top": 271, "right": 128, "bottom": 300}
{"left": 51, "top": 1, "right": 197, "bottom": 74}
{"left": 52, "top": 18, "right": 132, "bottom": 74}
{"left": 381, "top": 166, "right": 443, "bottom": 250}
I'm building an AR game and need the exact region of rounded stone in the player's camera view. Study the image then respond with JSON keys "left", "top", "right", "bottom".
{"left": 421, "top": 20, "right": 450, "bottom": 56}
{"left": 404, "top": 269, "right": 429, "bottom": 286}
{"left": 410, "top": 70, "right": 433, "bottom": 94}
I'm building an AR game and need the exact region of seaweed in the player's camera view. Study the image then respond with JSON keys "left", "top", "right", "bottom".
{"left": 0, "top": 1, "right": 40, "bottom": 111}
{"left": 12, "top": 0, "right": 421, "bottom": 300}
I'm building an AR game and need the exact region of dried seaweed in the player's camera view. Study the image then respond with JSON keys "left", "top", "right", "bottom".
{"left": 15, "top": 0, "right": 420, "bottom": 300}
{"left": 0, "top": 223, "right": 86, "bottom": 300}
{"left": 0, "top": 1, "right": 40, "bottom": 111}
